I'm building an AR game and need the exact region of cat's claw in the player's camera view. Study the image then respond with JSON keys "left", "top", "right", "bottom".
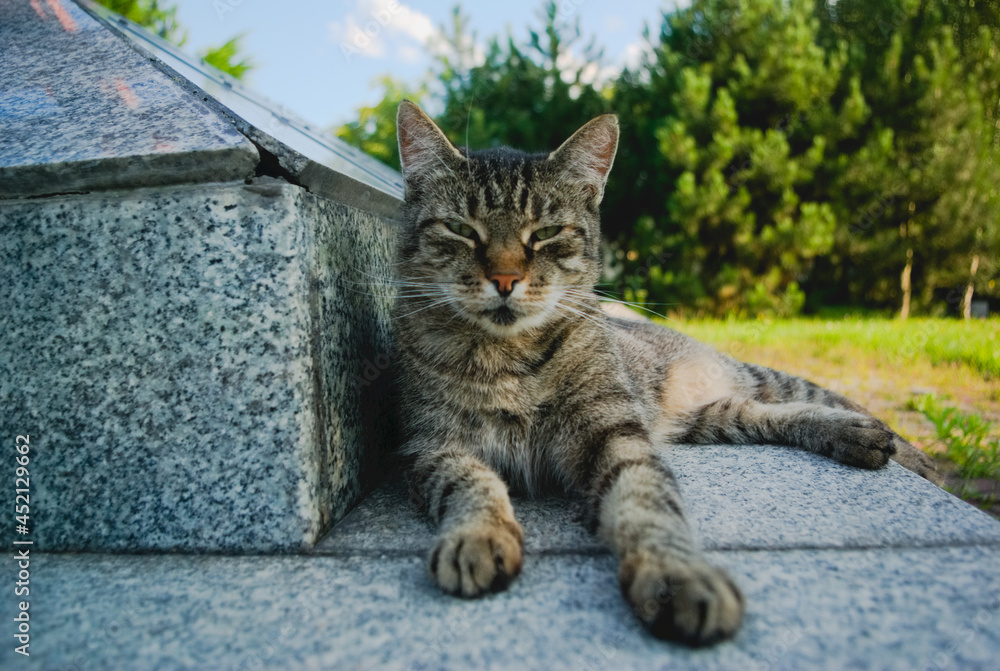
{"left": 620, "top": 553, "right": 744, "bottom": 647}
{"left": 429, "top": 517, "right": 524, "bottom": 598}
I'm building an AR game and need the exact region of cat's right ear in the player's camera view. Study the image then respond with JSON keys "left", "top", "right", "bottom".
{"left": 548, "top": 114, "right": 619, "bottom": 204}
{"left": 396, "top": 100, "right": 462, "bottom": 190}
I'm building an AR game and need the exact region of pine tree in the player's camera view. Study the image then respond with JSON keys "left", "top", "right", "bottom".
{"left": 431, "top": 3, "right": 611, "bottom": 153}
{"left": 820, "top": 0, "right": 1000, "bottom": 315}
{"left": 335, "top": 3, "right": 610, "bottom": 172}
{"left": 611, "top": 0, "right": 866, "bottom": 316}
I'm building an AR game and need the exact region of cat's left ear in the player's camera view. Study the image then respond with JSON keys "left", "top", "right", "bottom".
{"left": 548, "top": 114, "right": 619, "bottom": 203}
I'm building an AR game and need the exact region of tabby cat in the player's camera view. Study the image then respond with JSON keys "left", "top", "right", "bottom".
{"left": 391, "top": 100, "right": 940, "bottom": 646}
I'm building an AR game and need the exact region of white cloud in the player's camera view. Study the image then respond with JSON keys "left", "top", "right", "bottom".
{"left": 328, "top": 0, "right": 484, "bottom": 66}
{"left": 621, "top": 41, "right": 652, "bottom": 71}
{"left": 555, "top": 49, "right": 617, "bottom": 90}
{"left": 392, "top": 2, "right": 437, "bottom": 44}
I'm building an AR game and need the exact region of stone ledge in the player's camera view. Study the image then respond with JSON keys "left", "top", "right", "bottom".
{"left": 78, "top": 0, "right": 406, "bottom": 220}
{"left": 4, "top": 444, "right": 999, "bottom": 668}
{"left": 0, "top": 0, "right": 258, "bottom": 198}
{"left": 5, "top": 545, "right": 997, "bottom": 670}
{"left": 0, "top": 179, "right": 396, "bottom": 552}
{"left": 316, "top": 445, "right": 1000, "bottom": 556}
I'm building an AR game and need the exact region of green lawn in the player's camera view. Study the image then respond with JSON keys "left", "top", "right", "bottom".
{"left": 672, "top": 316, "right": 1000, "bottom": 380}
{"left": 660, "top": 315, "right": 1000, "bottom": 516}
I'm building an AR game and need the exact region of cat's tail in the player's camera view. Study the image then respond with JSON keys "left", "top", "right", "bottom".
{"left": 738, "top": 362, "right": 943, "bottom": 485}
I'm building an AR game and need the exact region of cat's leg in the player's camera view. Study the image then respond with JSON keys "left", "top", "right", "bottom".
{"left": 560, "top": 433, "right": 744, "bottom": 645}
{"left": 739, "top": 363, "right": 941, "bottom": 482}
{"left": 409, "top": 449, "right": 524, "bottom": 597}
{"left": 672, "top": 396, "right": 901, "bottom": 469}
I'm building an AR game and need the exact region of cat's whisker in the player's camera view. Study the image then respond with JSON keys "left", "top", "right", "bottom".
{"left": 558, "top": 306, "right": 620, "bottom": 335}
{"left": 395, "top": 289, "right": 452, "bottom": 298}
{"left": 590, "top": 288, "right": 681, "bottom": 307}
{"left": 340, "top": 284, "right": 452, "bottom": 301}
{"left": 557, "top": 294, "right": 624, "bottom": 322}
{"left": 465, "top": 99, "right": 473, "bottom": 179}
{"left": 393, "top": 296, "right": 462, "bottom": 321}
{"left": 557, "top": 294, "right": 604, "bottom": 314}
{"left": 342, "top": 287, "right": 399, "bottom": 298}
{"left": 551, "top": 300, "right": 619, "bottom": 338}
{"left": 393, "top": 291, "right": 456, "bottom": 304}
{"left": 346, "top": 270, "right": 448, "bottom": 287}
{"left": 389, "top": 286, "right": 452, "bottom": 295}
{"left": 564, "top": 289, "right": 685, "bottom": 325}
{"left": 555, "top": 309, "right": 618, "bottom": 339}
{"left": 344, "top": 280, "right": 454, "bottom": 294}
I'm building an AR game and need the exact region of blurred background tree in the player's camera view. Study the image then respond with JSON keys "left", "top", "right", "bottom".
{"left": 431, "top": 4, "right": 612, "bottom": 153}
{"left": 610, "top": 0, "right": 867, "bottom": 317}
{"left": 814, "top": 0, "right": 1000, "bottom": 318}
{"left": 334, "top": 4, "right": 612, "bottom": 171}
{"left": 335, "top": 76, "right": 426, "bottom": 171}
{"left": 95, "top": 0, "right": 254, "bottom": 80}
{"left": 147, "top": 0, "right": 976, "bottom": 320}
{"left": 334, "top": 0, "right": 997, "bottom": 319}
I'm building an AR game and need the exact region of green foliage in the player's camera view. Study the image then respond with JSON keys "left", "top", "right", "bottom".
{"left": 910, "top": 395, "right": 1000, "bottom": 479}
{"left": 820, "top": 0, "right": 1000, "bottom": 312}
{"left": 94, "top": 0, "right": 254, "bottom": 81}
{"left": 334, "top": 77, "right": 426, "bottom": 171}
{"left": 95, "top": 0, "right": 184, "bottom": 43}
{"left": 335, "top": 0, "right": 999, "bottom": 318}
{"left": 431, "top": 4, "right": 612, "bottom": 152}
{"left": 333, "top": 3, "right": 612, "bottom": 177}
{"left": 199, "top": 35, "right": 254, "bottom": 82}
{"left": 610, "top": 0, "right": 858, "bottom": 317}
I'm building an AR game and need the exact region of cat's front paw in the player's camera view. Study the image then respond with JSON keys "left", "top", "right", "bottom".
{"left": 822, "top": 413, "right": 896, "bottom": 469}
{"left": 429, "top": 516, "right": 524, "bottom": 598}
{"left": 619, "top": 553, "right": 744, "bottom": 646}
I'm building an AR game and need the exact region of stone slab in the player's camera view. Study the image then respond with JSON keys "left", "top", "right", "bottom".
{"left": 316, "top": 445, "right": 1000, "bottom": 556}
{"left": 315, "top": 472, "right": 600, "bottom": 556}
{"left": 0, "top": 0, "right": 258, "bottom": 197}
{"left": 0, "top": 178, "right": 396, "bottom": 551}
{"left": 668, "top": 444, "right": 1000, "bottom": 550}
{"left": 4, "top": 546, "right": 998, "bottom": 670}
{"left": 80, "top": 0, "right": 406, "bottom": 219}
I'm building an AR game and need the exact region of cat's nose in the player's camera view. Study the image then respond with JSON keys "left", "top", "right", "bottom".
{"left": 489, "top": 272, "right": 522, "bottom": 298}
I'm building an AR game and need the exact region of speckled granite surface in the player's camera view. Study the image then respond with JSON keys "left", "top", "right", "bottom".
{"left": 3, "top": 427, "right": 999, "bottom": 668}
{"left": 0, "top": 178, "right": 396, "bottom": 551}
{"left": 3, "top": 546, "right": 998, "bottom": 670}
{"left": 316, "top": 446, "right": 1000, "bottom": 556}
{"left": 0, "top": 0, "right": 258, "bottom": 197}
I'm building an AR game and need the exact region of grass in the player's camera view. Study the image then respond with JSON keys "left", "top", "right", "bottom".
{"left": 659, "top": 315, "right": 1000, "bottom": 516}
{"left": 908, "top": 394, "right": 1000, "bottom": 480}
{"left": 674, "top": 316, "right": 1000, "bottom": 380}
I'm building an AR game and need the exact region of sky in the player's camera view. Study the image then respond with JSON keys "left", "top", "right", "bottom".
{"left": 169, "top": 1, "right": 686, "bottom": 131}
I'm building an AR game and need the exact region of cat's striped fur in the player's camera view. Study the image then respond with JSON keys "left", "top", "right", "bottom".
{"left": 392, "top": 101, "right": 941, "bottom": 646}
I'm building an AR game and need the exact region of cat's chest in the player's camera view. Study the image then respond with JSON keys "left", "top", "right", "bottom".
{"left": 447, "top": 371, "right": 551, "bottom": 464}
{"left": 460, "top": 389, "right": 552, "bottom": 492}
{"left": 449, "top": 371, "right": 545, "bottom": 428}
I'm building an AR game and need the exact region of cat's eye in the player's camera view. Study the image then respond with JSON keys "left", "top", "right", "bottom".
{"left": 532, "top": 226, "right": 562, "bottom": 242}
{"left": 444, "top": 221, "right": 478, "bottom": 240}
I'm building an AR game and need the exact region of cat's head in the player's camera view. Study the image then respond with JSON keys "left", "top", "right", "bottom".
{"left": 394, "top": 100, "right": 618, "bottom": 338}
